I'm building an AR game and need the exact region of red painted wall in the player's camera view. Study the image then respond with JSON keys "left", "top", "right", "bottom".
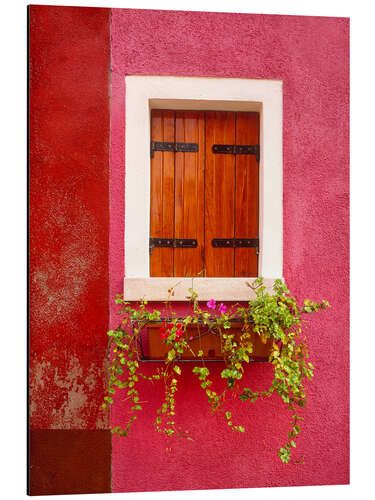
{"left": 110, "top": 9, "right": 349, "bottom": 492}
{"left": 29, "top": 5, "right": 111, "bottom": 494}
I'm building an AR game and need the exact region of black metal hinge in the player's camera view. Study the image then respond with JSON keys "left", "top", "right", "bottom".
{"left": 212, "top": 144, "right": 260, "bottom": 162}
{"left": 212, "top": 238, "right": 259, "bottom": 253}
{"left": 150, "top": 238, "right": 197, "bottom": 254}
{"left": 151, "top": 141, "right": 199, "bottom": 158}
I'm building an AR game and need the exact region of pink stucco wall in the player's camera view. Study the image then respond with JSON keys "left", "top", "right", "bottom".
{"left": 109, "top": 9, "right": 349, "bottom": 492}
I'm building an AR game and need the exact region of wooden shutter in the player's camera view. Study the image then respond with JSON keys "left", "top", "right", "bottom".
{"left": 235, "top": 112, "right": 259, "bottom": 276}
{"left": 205, "top": 112, "right": 236, "bottom": 276}
{"left": 150, "top": 110, "right": 175, "bottom": 276}
{"left": 150, "top": 110, "right": 205, "bottom": 277}
{"left": 174, "top": 111, "right": 205, "bottom": 277}
{"left": 150, "top": 110, "right": 259, "bottom": 278}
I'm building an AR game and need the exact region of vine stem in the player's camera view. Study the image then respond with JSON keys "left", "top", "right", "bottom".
{"left": 105, "top": 278, "right": 330, "bottom": 463}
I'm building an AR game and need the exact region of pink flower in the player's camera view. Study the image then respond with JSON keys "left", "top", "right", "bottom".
{"left": 207, "top": 299, "right": 216, "bottom": 309}
{"left": 175, "top": 329, "right": 183, "bottom": 339}
{"left": 218, "top": 303, "right": 227, "bottom": 314}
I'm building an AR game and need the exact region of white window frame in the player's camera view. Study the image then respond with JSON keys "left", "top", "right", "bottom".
{"left": 124, "top": 75, "right": 283, "bottom": 301}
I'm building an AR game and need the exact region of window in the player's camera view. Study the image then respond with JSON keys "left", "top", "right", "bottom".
{"left": 123, "top": 76, "right": 282, "bottom": 301}
{"left": 150, "top": 109, "right": 260, "bottom": 278}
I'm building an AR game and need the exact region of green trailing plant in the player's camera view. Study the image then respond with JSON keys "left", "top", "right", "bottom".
{"left": 103, "top": 278, "right": 330, "bottom": 463}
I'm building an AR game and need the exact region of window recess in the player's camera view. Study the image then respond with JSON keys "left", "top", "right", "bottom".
{"left": 150, "top": 109, "right": 260, "bottom": 278}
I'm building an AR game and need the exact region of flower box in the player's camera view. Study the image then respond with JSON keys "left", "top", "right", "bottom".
{"left": 137, "top": 320, "right": 273, "bottom": 361}
{"left": 105, "top": 279, "right": 330, "bottom": 463}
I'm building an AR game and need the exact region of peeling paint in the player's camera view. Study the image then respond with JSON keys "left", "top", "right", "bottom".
{"left": 28, "top": 6, "right": 111, "bottom": 494}
{"left": 29, "top": 353, "right": 109, "bottom": 429}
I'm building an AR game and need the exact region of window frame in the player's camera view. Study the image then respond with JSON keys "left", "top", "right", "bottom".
{"left": 124, "top": 75, "right": 283, "bottom": 301}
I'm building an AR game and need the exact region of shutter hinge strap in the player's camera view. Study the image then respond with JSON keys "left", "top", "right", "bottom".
{"left": 212, "top": 144, "right": 259, "bottom": 162}
{"left": 212, "top": 238, "right": 259, "bottom": 249}
{"left": 150, "top": 238, "right": 198, "bottom": 254}
{"left": 151, "top": 141, "right": 199, "bottom": 158}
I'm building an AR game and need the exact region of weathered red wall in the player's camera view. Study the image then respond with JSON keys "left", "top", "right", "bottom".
{"left": 28, "top": 5, "right": 349, "bottom": 495}
{"left": 110, "top": 9, "right": 349, "bottom": 492}
{"left": 28, "top": 5, "right": 111, "bottom": 495}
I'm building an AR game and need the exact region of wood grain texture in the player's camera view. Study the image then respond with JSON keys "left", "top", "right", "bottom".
{"left": 205, "top": 112, "right": 236, "bottom": 276}
{"left": 150, "top": 110, "right": 259, "bottom": 278}
{"left": 150, "top": 110, "right": 175, "bottom": 276}
{"left": 174, "top": 111, "right": 205, "bottom": 276}
{"left": 235, "top": 112, "right": 259, "bottom": 276}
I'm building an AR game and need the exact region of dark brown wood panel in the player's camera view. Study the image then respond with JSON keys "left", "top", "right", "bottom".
{"left": 150, "top": 110, "right": 175, "bottom": 276}
{"left": 174, "top": 111, "right": 205, "bottom": 276}
{"left": 28, "top": 429, "right": 111, "bottom": 495}
{"left": 205, "top": 112, "right": 236, "bottom": 276}
{"left": 235, "top": 112, "right": 260, "bottom": 276}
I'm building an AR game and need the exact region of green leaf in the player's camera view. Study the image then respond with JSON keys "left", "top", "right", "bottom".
{"left": 106, "top": 278, "right": 330, "bottom": 461}
{"left": 168, "top": 349, "right": 176, "bottom": 361}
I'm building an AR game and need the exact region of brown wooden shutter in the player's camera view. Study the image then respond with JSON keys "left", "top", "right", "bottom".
{"left": 235, "top": 112, "right": 259, "bottom": 276}
{"left": 174, "top": 111, "right": 205, "bottom": 277}
{"left": 150, "top": 110, "right": 259, "bottom": 278}
{"left": 205, "top": 111, "right": 236, "bottom": 277}
{"left": 150, "top": 110, "right": 175, "bottom": 276}
{"left": 150, "top": 110, "right": 205, "bottom": 277}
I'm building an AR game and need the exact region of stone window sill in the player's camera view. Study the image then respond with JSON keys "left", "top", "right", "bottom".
{"left": 123, "top": 277, "right": 280, "bottom": 302}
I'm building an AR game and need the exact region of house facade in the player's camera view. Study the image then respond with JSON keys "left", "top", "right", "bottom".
{"left": 29, "top": 5, "right": 349, "bottom": 495}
